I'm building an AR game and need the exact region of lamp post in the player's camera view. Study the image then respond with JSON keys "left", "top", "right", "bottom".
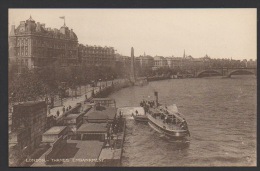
{"left": 75, "top": 76, "right": 78, "bottom": 98}
{"left": 99, "top": 78, "right": 102, "bottom": 91}
{"left": 92, "top": 81, "right": 95, "bottom": 98}
{"left": 85, "top": 82, "right": 87, "bottom": 95}
{"left": 58, "top": 85, "right": 63, "bottom": 106}
{"left": 79, "top": 81, "right": 81, "bottom": 96}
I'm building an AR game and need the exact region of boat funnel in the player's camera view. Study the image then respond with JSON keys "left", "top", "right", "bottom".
{"left": 154, "top": 91, "right": 158, "bottom": 107}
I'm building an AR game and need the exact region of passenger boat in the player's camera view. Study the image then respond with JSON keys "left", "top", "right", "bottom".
{"left": 142, "top": 92, "right": 190, "bottom": 138}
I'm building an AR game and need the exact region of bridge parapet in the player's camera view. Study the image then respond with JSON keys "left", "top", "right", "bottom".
{"left": 195, "top": 69, "right": 222, "bottom": 77}
{"left": 226, "top": 68, "right": 256, "bottom": 77}
{"left": 195, "top": 67, "right": 256, "bottom": 78}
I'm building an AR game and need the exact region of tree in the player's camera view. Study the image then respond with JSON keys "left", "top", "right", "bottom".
{"left": 9, "top": 68, "right": 47, "bottom": 102}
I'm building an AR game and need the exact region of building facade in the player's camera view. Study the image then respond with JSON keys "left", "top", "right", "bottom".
{"left": 9, "top": 16, "right": 78, "bottom": 71}
{"left": 139, "top": 55, "right": 154, "bottom": 69}
{"left": 78, "top": 44, "right": 116, "bottom": 68}
{"left": 115, "top": 53, "right": 131, "bottom": 67}
{"left": 153, "top": 56, "right": 168, "bottom": 69}
{"left": 11, "top": 101, "right": 47, "bottom": 152}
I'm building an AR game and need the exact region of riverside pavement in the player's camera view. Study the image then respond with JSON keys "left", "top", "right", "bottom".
{"left": 47, "top": 79, "right": 126, "bottom": 119}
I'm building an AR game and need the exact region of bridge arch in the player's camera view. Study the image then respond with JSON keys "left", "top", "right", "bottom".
{"left": 227, "top": 69, "right": 256, "bottom": 77}
{"left": 196, "top": 70, "right": 222, "bottom": 77}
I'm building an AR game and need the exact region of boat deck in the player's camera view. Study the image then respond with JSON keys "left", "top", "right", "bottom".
{"left": 148, "top": 114, "right": 183, "bottom": 131}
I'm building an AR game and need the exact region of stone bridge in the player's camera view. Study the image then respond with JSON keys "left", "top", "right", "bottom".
{"left": 195, "top": 67, "right": 257, "bottom": 78}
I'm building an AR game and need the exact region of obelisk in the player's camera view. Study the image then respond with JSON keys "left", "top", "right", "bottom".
{"left": 130, "top": 47, "right": 136, "bottom": 83}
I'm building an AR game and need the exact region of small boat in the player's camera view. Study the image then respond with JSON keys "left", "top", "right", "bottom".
{"left": 142, "top": 92, "right": 190, "bottom": 138}
{"left": 130, "top": 107, "right": 148, "bottom": 122}
{"left": 132, "top": 113, "right": 148, "bottom": 122}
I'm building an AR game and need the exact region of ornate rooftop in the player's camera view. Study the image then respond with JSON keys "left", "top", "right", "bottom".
{"left": 10, "top": 16, "right": 78, "bottom": 41}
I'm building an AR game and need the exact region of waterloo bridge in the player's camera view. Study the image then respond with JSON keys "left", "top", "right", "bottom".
{"left": 193, "top": 67, "right": 257, "bottom": 78}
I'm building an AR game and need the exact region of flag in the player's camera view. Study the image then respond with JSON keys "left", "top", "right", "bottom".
{"left": 59, "top": 16, "right": 65, "bottom": 19}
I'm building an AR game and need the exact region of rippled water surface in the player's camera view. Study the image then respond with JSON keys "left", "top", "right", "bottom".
{"left": 108, "top": 75, "right": 256, "bottom": 166}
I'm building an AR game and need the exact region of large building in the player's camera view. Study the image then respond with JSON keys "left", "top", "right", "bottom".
{"left": 11, "top": 101, "right": 47, "bottom": 151}
{"left": 139, "top": 54, "right": 154, "bottom": 69}
{"left": 9, "top": 16, "right": 78, "bottom": 71}
{"left": 115, "top": 53, "right": 131, "bottom": 67}
{"left": 9, "top": 16, "right": 118, "bottom": 72}
{"left": 153, "top": 56, "right": 168, "bottom": 69}
{"left": 9, "top": 101, "right": 47, "bottom": 166}
{"left": 78, "top": 44, "right": 116, "bottom": 68}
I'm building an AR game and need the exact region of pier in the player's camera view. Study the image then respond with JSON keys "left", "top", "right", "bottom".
{"left": 9, "top": 78, "right": 131, "bottom": 167}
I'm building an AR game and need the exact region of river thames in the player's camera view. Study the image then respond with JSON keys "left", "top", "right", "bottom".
{"left": 108, "top": 75, "right": 256, "bottom": 166}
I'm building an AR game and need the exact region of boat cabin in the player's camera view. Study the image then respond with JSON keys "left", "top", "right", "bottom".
{"left": 149, "top": 107, "right": 185, "bottom": 126}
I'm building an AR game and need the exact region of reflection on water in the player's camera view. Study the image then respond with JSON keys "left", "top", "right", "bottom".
{"left": 109, "top": 75, "right": 256, "bottom": 166}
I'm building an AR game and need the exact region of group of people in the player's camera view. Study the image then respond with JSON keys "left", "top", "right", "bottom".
{"left": 140, "top": 100, "right": 155, "bottom": 114}
{"left": 55, "top": 105, "right": 72, "bottom": 118}
{"left": 106, "top": 111, "right": 124, "bottom": 149}
{"left": 140, "top": 100, "right": 155, "bottom": 108}
{"left": 139, "top": 99, "right": 189, "bottom": 133}
{"left": 112, "top": 111, "right": 124, "bottom": 133}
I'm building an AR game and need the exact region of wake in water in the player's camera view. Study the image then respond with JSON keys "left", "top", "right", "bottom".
{"left": 160, "top": 134, "right": 191, "bottom": 143}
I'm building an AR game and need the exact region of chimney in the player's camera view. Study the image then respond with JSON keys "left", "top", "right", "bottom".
{"left": 10, "top": 25, "right": 15, "bottom": 36}
{"left": 41, "top": 24, "right": 45, "bottom": 29}
{"left": 70, "top": 29, "right": 74, "bottom": 38}
{"left": 36, "top": 22, "right": 41, "bottom": 32}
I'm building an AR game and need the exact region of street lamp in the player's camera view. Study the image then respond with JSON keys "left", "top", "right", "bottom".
{"left": 58, "top": 85, "right": 63, "bottom": 105}
{"left": 75, "top": 76, "right": 78, "bottom": 98}
{"left": 85, "top": 77, "right": 87, "bottom": 94}
{"left": 99, "top": 78, "right": 102, "bottom": 90}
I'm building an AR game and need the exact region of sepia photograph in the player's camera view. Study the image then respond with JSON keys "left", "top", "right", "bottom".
{"left": 8, "top": 8, "right": 257, "bottom": 167}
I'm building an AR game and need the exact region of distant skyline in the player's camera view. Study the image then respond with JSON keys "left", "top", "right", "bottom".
{"left": 9, "top": 9, "right": 257, "bottom": 60}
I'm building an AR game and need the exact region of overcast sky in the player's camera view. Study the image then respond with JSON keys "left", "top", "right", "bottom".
{"left": 9, "top": 9, "right": 256, "bottom": 60}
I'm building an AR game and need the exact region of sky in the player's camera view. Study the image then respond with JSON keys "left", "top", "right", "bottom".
{"left": 9, "top": 9, "right": 257, "bottom": 60}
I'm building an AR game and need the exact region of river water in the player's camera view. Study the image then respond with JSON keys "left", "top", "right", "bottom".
{"left": 108, "top": 75, "right": 256, "bottom": 166}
